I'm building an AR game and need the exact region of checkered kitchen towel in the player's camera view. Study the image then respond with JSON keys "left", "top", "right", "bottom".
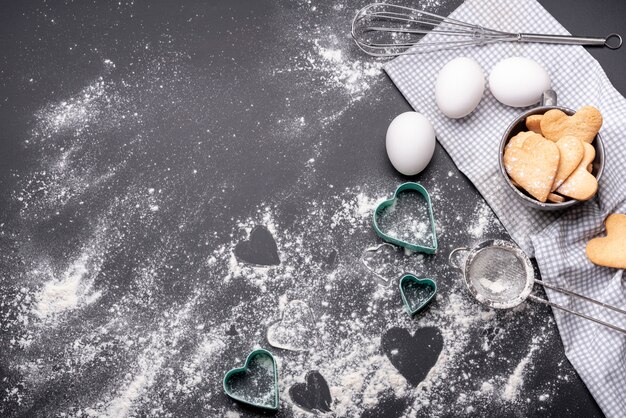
{"left": 384, "top": 0, "right": 626, "bottom": 416}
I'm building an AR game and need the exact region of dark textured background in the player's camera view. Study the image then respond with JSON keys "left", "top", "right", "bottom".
{"left": 1, "top": 0, "right": 624, "bottom": 416}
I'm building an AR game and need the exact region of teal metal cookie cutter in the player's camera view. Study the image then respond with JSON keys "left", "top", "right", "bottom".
{"left": 399, "top": 274, "right": 437, "bottom": 316}
{"left": 372, "top": 182, "right": 438, "bottom": 254}
{"left": 223, "top": 348, "right": 280, "bottom": 411}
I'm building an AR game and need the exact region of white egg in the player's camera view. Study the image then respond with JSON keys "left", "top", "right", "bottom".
{"left": 489, "top": 57, "right": 551, "bottom": 107}
{"left": 386, "top": 112, "right": 436, "bottom": 176}
{"left": 435, "top": 57, "right": 485, "bottom": 118}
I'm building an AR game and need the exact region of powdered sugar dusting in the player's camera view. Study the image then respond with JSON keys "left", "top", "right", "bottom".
{"left": 0, "top": 0, "right": 579, "bottom": 416}
{"left": 503, "top": 338, "right": 540, "bottom": 401}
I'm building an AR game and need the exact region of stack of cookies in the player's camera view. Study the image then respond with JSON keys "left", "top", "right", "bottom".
{"left": 503, "top": 106, "right": 602, "bottom": 203}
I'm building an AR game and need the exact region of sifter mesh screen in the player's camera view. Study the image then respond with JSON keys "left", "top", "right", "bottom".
{"left": 466, "top": 247, "right": 528, "bottom": 305}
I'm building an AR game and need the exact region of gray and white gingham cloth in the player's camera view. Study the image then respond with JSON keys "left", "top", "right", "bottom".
{"left": 384, "top": 0, "right": 625, "bottom": 415}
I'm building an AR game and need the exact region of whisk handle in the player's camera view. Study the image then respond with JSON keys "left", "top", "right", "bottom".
{"left": 518, "top": 33, "right": 622, "bottom": 49}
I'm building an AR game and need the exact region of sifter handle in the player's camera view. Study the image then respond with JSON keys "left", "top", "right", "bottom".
{"left": 527, "top": 294, "right": 626, "bottom": 335}
{"left": 448, "top": 247, "right": 470, "bottom": 271}
{"left": 535, "top": 278, "right": 626, "bottom": 316}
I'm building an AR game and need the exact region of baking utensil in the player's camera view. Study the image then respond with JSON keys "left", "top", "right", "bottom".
{"left": 449, "top": 239, "right": 626, "bottom": 334}
{"left": 360, "top": 242, "right": 400, "bottom": 283}
{"left": 267, "top": 300, "right": 317, "bottom": 352}
{"left": 499, "top": 90, "right": 605, "bottom": 211}
{"left": 352, "top": 3, "right": 623, "bottom": 57}
{"left": 373, "top": 182, "right": 438, "bottom": 254}
{"left": 399, "top": 274, "right": 437, "bottom": 316}
{"left": 223, "top": 349, "right": 280, "bottom": 411}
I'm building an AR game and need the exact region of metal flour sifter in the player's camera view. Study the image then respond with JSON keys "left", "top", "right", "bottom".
{"left": 449, "top": 240, "right": 626, "bottom": 335}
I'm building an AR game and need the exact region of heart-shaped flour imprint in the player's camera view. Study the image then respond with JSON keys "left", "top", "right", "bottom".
{"left": 234, "top": 225, "right": 280, "bottom": 266}
{"left": 540, "top": 106, "right": 603, "bottom": 143}
{"left": 504, "top": 134, "right": 559, "bottom": 202}
{"left": 267, "top": 300, "right": 317, "bottom": 352}
{"left": 586, "top": 213, "right": 626, "bottom": 269}
{"left": 381, "top": 327, "right": 443, "bottom": 386}
{"left": 556, "top": 142, "right": 598, "bottom": 201}
{"left": 289, "top": 371, "right": 332, "bottom": 413}
{"left": 399, "top": 274, "right": 436, "bottom": 316}
{"left": 373, "top": 183, "right": 437, "bottom": 254}
{"left": 552, "top": 136, "right": 584, "bottom": 191}
{"left": 223, "top": 349, "right": 279, "bottom": 411}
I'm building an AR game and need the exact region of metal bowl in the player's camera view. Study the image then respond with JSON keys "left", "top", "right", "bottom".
{"left": 498, "top": 91, "right": 605, "bottom": 211}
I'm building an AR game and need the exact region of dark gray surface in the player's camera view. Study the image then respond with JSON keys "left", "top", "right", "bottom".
{"left": 0, "top": 0, "right": 624, "bottom": 416}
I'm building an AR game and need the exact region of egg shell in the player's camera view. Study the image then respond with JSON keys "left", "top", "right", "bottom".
{"left": 386, "top": 112, "right": 436, "bottom": 176}
{"left": 489, "top": 57, "right": 551, "bottom": 107}
{"left": 435, "top": 57, "right": 485, "bottom": 119}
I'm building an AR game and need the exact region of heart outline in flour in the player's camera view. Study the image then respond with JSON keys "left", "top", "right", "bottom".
{"left": 399, "top": 274, "right": 437, "bottom": 316}
{"left": 372, "top": 182, "right": 438, "bottom": 254}
{"left": 223, "top": 349, "right": 280, "bottom": 411}
{"left": 266, "top": 300, "right": 317, "bottom": 352}
{"left": 359, "top": 242, "right": 400, "bottom": 283}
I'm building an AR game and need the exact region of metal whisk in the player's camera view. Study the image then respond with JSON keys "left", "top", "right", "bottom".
{"left": 352, "top": 3, "right": 622, "bottom": 57}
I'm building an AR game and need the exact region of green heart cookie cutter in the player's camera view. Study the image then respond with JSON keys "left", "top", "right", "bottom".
{"left": 399, "top": 274, "right": 437, "bottom": 316}
{"left": 223, "top": 348, "right": 280, "bottom": 411}
{"left": 373, "top": 182, "right": 438, "bottom": 254}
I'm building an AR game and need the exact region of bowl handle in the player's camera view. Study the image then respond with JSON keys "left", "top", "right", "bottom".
{"left": 541, "top": 90, "right": 557, "bottom": 106}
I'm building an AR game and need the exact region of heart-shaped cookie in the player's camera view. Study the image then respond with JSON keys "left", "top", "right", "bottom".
{"left": 556, "top": 142, "right": 597, "bottom": 200}
{"left": 547, "top": 193, "right": 565, "bottom": 203}
{"left": 525, "top": 114, "right": 543, "bottom": 134}
{"left": 504, "top": 134, "right": 560, "bottom": 202}
{"left": 399, "top": 274, "right": 436, "bottom": 316}
{"left": 540, "top": 106, "right": 602, "bottom": 143}
{"left": 223, "top": 349, "right": 280, "bottom": 411}
{"left": 372, "top": 183, "right": 437, "bottom": 254}
{"left": 552, "top": 136, "right": 584, "bottom": 191}
{"left": 586, "top": 214, "right": 626, "bottom": 269}
{"left": 506, "top": 131, "right": 536, "bottom": 150}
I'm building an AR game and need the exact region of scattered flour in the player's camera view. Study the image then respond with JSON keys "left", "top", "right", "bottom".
{"left": 479, "top": 277, "right": 506, "bottom": 294}
{"left": 468, "top": 201, "right": 499, "bottom": 239}
{"left": 1, "top": 2, "right": 564, "bottom": 416}
{"left": 503, "top": 338, "right": 540, "bottom": 401}
{"left": 481, "top": 381, "right": 494, "bottom": 393}
{"left": 34, "top": 253, "right": 102, "bottom": 318}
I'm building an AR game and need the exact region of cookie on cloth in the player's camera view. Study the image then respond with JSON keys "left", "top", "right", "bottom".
{"left": 556, "top": 142, "right": 597, "bottom": 201}
{"left": 504, "top": 133, "right": 559, "bottom": 203}
{"left": 586, "top": 214, "right": 626, "bottom": 269}
{"left": 540, "top": 106, "right": 602, "bottom": 143}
